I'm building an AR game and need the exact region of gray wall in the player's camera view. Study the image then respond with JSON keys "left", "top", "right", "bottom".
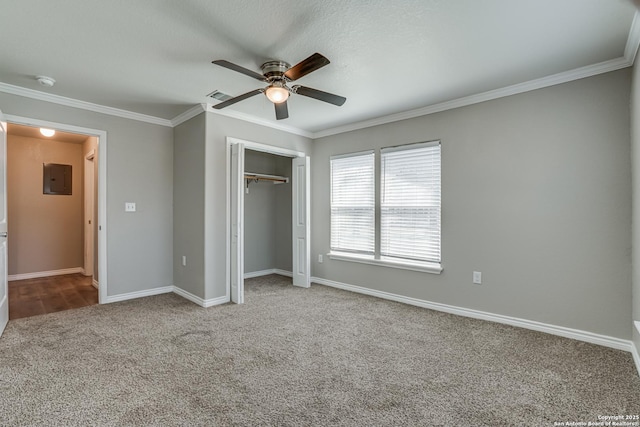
{"left": 311, "top": 69, "right": 632, "bottom": 339}
{"left": 631, "top": 53, "right": 640, "bottom": 353}
{"left": 0, "top": 93, "right": 174, "bottom": 297}
{"left": 244, "top": 149, "right": 292, "bottom": 274}
{"left": 173, "top": 114, "right": 206, "bottom": 298}
{"left": 8, "top": 135, "right": 84, "bottom": 275}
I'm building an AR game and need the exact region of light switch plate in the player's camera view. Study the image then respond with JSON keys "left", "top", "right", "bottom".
{"left": 125, "top": 202, "right": 136, "bottom": 212}
{"left": 473, "top": 271, "right": 482, "bottom": 284}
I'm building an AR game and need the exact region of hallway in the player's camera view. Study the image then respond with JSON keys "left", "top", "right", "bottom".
{"left": 9, "top": 274, "right": 97, "bottom": 320}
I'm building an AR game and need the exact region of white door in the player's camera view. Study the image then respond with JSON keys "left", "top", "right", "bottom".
{"left": 84, "top": 152, "right": 95, "bottom": 276}
{"left": 292, "top": 156, "right": 310, "bottom": 288}
{"left": 0, "top": 111, "right": 8, "bottom": 336}
{"left": 230, "top": 143, "right": 245, "bottom": 304}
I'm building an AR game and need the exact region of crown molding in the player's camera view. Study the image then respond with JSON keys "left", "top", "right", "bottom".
{"left": 1, "top": 51, "right": 632, "bottom": 138}
{"left": 171, "top": 103, "right": 207, "bottom": 127}
{"left": 0, "top": 82, "right": 173, "bottom": 127}
{"left": 312, "top": 56, "right": 632, "bottom": 139}
{"left": 204, "top": 104, "right": 314, "bottom": 138}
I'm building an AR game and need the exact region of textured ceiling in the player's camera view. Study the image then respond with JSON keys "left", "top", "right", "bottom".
{"left": 0, "top": 0, "right": 636, "bottom": 134}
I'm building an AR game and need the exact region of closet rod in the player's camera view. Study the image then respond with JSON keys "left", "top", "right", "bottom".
{"left": 244, "top": 172, "right": 289, "bottom": 184}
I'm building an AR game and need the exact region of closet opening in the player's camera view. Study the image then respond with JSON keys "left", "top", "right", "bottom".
{"left": 243, "top": 149, "right": 293, "bottom": 298}
{"left": 228, "top": 137, "right": 310, "bottom": 305}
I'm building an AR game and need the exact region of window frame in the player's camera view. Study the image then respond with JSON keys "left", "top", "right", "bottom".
{"left": 328, "top": 141, "right": 442, "bottom": 274}
{"left": 380, "top": 140, "right": 441, "bottom": 264}
{"left": 329, "top": 150, "right": 376, "bottom": 256}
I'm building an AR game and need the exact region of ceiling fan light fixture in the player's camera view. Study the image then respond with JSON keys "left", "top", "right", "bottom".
{"left": 40, "top": 128, "right": 56, "bottom": 137}
{"left": 265, "top": 85, "right": 289, "bottom": 104}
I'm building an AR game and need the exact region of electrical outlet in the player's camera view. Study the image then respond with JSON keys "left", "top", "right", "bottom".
{"left": 318, "top": 254, "right": 323, "bottom": 263}
{"left": 125, "top": 202, "right": 136, "bottom": 212}
{"left": 473, "top": 271, "right": 482, "bottom": 285}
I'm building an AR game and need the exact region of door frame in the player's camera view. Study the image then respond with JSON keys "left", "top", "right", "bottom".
{"left": 5, "top": 114, "right": 108, "bottom": 304}
{"left": 0, "top": 110, "right": 7, "bottom": 337}
{"left": 225, "top": 136, "right": 308, "bottom": 303}
{"left": 84, "top": 150, "right": 95, "bottom": 277}
{"left": 229, "top": 142, "right": 245, "bottom": 304}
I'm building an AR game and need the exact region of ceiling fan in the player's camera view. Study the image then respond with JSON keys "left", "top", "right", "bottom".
{"left": 211, "top": 52, "right": 346, "bottom": 120}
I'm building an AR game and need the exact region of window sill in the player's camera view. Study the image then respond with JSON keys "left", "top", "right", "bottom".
{"left": 328, "top": 252, "right": 442, "bottom": 274}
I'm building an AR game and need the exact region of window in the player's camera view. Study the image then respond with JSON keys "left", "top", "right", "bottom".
{"left": 330, "top": 151, "right": 375, "bottom": 255}
{"left": 329, "top": 141, "right": 442, "bottom": 273}
{"left": 381, "top": 142, "right": 441, "bottom": 264}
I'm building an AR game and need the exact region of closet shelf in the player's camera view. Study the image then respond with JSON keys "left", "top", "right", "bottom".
{"left": 244, "top": 172, "right": 289, "bottom": 184}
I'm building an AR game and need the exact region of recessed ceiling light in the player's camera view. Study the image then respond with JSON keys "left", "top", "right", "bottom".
{"left": 35, "top": 76, "right": 56, "bottom": 87}
{"left": 40, "top": 128, "right": 55, "bottom": 137}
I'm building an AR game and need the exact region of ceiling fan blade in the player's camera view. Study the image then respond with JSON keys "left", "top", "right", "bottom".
{"left": 212, "top": 60, "right": 266, "bottom": 81}
{"left": 284, "top": 53, "right": 330, "bottom": 81}
{"left": 212, "top": 89, "right": 263, "bottom": 109}
{"left": 274, "top": 100, "right": 289, "bottom": 120}
{"left": 292, "top": 85, "right": 346, "bottom": 106}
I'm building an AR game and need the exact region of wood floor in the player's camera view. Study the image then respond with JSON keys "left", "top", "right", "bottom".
{"left": 8, "top": 274, "right": 98, "bottom": 320}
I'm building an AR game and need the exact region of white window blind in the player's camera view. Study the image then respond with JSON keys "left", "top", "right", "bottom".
{"left": 330, "top": 151, "right": 375, "bottom": 255}
{"left": 381, "top": 142, "right": 441, "bottom": 263}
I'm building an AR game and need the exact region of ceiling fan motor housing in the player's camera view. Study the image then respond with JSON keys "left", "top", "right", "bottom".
{"left": 261, "top": 61, "right": 291, "bottom": 81}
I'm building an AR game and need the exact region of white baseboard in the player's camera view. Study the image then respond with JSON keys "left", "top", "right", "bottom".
{"left": 92, "top": 279, "right": 99, "bottom": 289}
{"left": 273, "top": 269, "right": 292, "bottom": 278}
{"left": 104, "top": 286, "right": 174, "bottom": 304}
{"left": 9, "top": 267, "right": 84, "bottom": 282}
{"left": 244, "top": 269, "right": 292, "bottom": 279}
{"left": 101, "top": 284, "right": 229, "bottom": 308}
{"left": 244, "top": 269, "right": 276, "bottom": 279}
{"left": 311, "top": 276, "right": 633, "bottom": 353}
{"left": 173, "top": 286, "right": 229, "bottom": 308}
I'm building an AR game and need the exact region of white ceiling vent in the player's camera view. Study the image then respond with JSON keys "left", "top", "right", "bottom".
{"left": 207, "top": 90, "right": 232, "bottom": 101}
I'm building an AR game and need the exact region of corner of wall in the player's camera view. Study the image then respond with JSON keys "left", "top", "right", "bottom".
{"left": 631, "top": 45, "right": 640, "bottom": 377}
{"left": 633, "top": 322, "right": 640, "bottom": 377}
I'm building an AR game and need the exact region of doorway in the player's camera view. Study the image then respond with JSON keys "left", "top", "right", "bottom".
{"left": 4, "top": 115, "right": 108, "bottom": 312}
{"left": 227, "top": 137, "right": 310, "bottom": 304}
{"left": 6, "top": 123, "right": 98, "bottom": 318}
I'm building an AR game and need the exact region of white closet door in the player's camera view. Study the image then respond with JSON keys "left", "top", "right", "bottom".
{"left": 292, "top": 156, "right": 310, "bottom": 288}
{"left": 230, "top": 143, "right": 245, "bottom": 304}
{"left": 0, "top": 110, "right": 8, "bottom": 335}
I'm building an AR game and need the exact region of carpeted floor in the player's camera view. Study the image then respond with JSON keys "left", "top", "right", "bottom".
{"left": 0, "top": 274, "right": 638, "bottom": 426}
